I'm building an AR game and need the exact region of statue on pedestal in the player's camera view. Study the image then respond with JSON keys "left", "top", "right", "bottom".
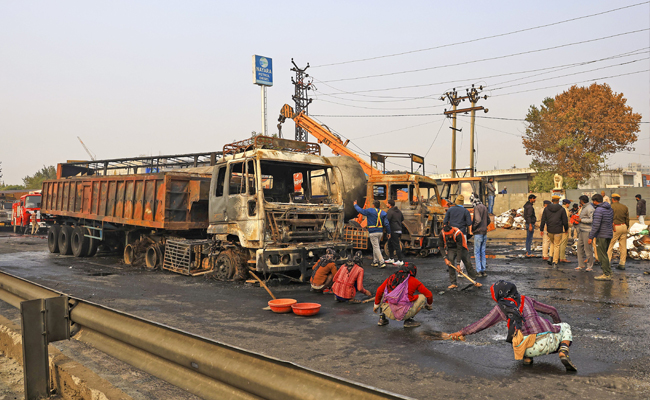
{"left": 553, "top": 174, "right": 563, "bottom": 190}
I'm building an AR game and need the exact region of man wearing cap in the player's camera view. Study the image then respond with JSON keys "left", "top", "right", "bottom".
{"left": 607, "top": 194, "right": 629, "bottom": 270}
{"left": 588, "top": 194, "right": 614, "bottom": 280}
{"left": 523, "top": 194, "right": 537, "bottom": 257}
{"left": 541, "top": 200, "right": 552, "bottom": 261}
{"left": 540, "top": 195, "right": 568, "bottom": 268}
{"left": 558, "top": 199, "right": 573, "bottom": 263}
{"left": 443, "top": 194, "right": 472, "bottom": 236}
{"left": 636, "top": 194, "right": 646, "bottom": 225}
{"left": 574, "top": 195, "right": 595, "bottom": 271}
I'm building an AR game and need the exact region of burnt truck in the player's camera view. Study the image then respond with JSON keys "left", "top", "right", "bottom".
{"left": 41, "top": 136, "right": 353, "bottom": 280}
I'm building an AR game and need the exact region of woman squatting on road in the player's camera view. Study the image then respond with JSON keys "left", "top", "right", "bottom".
{"left": 449, "top": 280, "right": 577, "bottom": 372}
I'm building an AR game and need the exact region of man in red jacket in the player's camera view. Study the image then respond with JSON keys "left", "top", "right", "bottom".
{"left": 373, "top": 264, "right": 433, "bottom": 328}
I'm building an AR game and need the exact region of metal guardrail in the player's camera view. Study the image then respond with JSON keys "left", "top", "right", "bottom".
{"left": 0, "top": 271, "right": 411, "bottom": 400}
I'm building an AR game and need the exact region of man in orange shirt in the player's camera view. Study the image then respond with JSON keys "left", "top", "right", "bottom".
{"left": 310, "top": 248, "right": 338, "bottom": 293}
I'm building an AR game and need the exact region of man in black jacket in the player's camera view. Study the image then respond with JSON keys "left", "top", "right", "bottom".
{"left": 539, "top": 195, "right": 569, "bottom": 269}
{"left": 386, "top": 199, "right": 405, "bottom": 266}
{"left": 636, "top": 194, "right": 646, "bottom": 226}
{"left": 523, "top": 194, "right": 537, "bottom": 257}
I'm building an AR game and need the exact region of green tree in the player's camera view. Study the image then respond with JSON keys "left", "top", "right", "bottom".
{"left": 523, "top": 83, "right": 641, "bottom": 183}
{"left": 0, "top": 184, "right": 25, "bottom": 190}
{"left": 22, "top": 165, "right": 56, "bottom": 190}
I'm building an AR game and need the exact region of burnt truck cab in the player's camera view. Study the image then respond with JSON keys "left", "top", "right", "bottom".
{"left": 366, "top": 153, "right": 445, "bottom": 256}
{"left": 208, "top": 136, "right": 349, "bottom": 278}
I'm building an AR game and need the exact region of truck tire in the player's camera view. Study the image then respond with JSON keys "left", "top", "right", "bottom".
{"left": 48, "top": 225, "right": 61, "bottom": 253}
{"left": 86, "top": 229, "right": 99, "bottom": 257}
{"left": 58, "top": 226, "right": 73, "bottom": 255}
{"left": 144, "top": 244, "right": 163, "bottom": 270}
{"left": 212, "top": 249, "right": 239, "bottom": 281}
{"left": 383, "top": 240, "right": 403, "bottom": 258}
{"left": 123, "top": 244, "right": 135, "bottom": 265}
{"left": 71, "top": 225, "right": 90, "bottom": 257}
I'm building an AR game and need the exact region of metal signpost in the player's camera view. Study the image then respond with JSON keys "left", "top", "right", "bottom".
{"left": 253, "top": 55, "right": 273, "bottom": 136}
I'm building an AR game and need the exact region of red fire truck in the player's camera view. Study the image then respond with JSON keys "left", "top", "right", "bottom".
{"left": 11, "top": 192, "right": 45, "bottom": 234}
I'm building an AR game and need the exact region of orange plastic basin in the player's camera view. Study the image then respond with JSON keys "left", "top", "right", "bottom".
{"left": 268, "top": 299, "right": 297, "bottom": 313}
{"left": 291, "top": 302, "right": 321, "bottom": 316}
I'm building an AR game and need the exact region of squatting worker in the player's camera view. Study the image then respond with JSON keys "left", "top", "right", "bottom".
{"left": 539, "top": 195, "right": 568, "bottom": 269}
{"left": 588, "top": 194, "right": 614, "bottom": 281}
{"left": 471, "top": 194, "right": 490, "bottom": 277}
{"left": 449, "top": 281, "right": 577, "bottom": 372}
{"left": 386, "top": 199, "right": 405, "bottom": 267}
{"left": 607, "top": 194, "right": 629, "bottom": 271}
{"left": 542, "top": 200, "right": 551, "bottom": 261}
{"left": 374, "top": 264, "right": 433, "bottom": 328}
{"left": 523, "top": 194, "right": 537, "bottom": 257}
{"left": 438, "top": 222, "right": 482, "bottom": 289}
{"left": 443, "top": 194, "right": 472, "bottom": 236}
{"left": 636, "top": 194, "right": 646, "bottom": 225}
{"left": 310, "top": 248, "right": 338, "bottom": 293}
{"left": 331, "top": 251, "right": 372, "bottom": 302}
{"left": 354, "top": 200, "right": 390, "bottom": 268}
{"left": 486, "top": 177, "right": 496, "bottom": 215}
{"left": 558, "top": 199, "right": 572, "bottom": 263}
{"left": 574, "top": 195, "right": 595, "bottom": 272}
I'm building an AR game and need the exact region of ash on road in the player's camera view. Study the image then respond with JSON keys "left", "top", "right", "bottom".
{"left": 0, "top": 232, "right": 649, "bottom": 399}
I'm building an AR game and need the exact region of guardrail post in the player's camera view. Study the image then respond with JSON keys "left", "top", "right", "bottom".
{"left": 20, "top": 296, "right": 69, "bottom": 399}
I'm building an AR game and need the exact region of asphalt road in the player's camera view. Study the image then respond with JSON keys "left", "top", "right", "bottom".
{"left": 0, "top": 231, "right": 649, "bottom": 399}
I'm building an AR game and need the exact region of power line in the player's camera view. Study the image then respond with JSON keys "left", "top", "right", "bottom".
{"left": 493, "top": 69, "right": 650, "bottom": 97}
{"left": 312, "top": 48, "right": 650, "bottom": 97}
{"left": 321, "top": 29, "right": 649, "bottom": 83}
{"left": 312, "top": 95, "right": 446, "bottom": 111}
{"left": 351, "top": 119, "right": 444, "bottom": 140}
{"left": 425, "top": 119, "right": 449, "bottom": 158}
{"left": 491, "top": 57, "right": 649, "bottom": 91}
{"left": 311, "top": 1, "right": 650, "bottom": 68}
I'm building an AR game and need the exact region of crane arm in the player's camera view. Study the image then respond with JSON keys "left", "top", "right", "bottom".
{"left": 77, "top": 136, "right": 96, "bottom": 161}
{"left": 279, "top": 105, "right": 378, "bottom": 175}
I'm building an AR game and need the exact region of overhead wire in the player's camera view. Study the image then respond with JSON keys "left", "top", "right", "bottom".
{"left": 311, "top": 1, "right": 650, "bottom": 68}
{"left": 312, "top": 47, "right": 650, "bottom": 97}
{"left": 320, "top": 29, "right": 650, "bottom": 82}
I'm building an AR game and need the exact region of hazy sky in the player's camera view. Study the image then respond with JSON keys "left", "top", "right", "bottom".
{"left": 1, "top": 1, "right": 649, "bottom": 184}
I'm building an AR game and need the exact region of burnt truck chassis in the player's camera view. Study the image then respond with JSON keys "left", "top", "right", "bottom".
{"left": 41, "top": 137, "right": 352, "bottom": 282}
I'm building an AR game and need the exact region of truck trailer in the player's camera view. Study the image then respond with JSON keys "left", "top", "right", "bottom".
{"left": 41, "top": 136, "right": 354, "bottom": 280}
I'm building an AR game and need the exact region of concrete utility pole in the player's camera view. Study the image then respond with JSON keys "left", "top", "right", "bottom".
{"left": 290, "top": 59, "right": 314, "bottom": 142}
{"left": 442, "top": 85, "right": 488, "bottom": 177}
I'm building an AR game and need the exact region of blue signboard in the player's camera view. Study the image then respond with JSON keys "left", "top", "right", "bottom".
{"left": 253, "top": 55, "right": 273, "bottom": 86}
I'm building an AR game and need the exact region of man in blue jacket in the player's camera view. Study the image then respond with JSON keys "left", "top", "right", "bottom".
{"left": 443, "top": 195, "right": 472, "bottom": 236}
{"left": 354, "top": 200, "right": 391, "bottom": 268}
{"left": 588, "top": 193, "right": 614, "bottom": 281}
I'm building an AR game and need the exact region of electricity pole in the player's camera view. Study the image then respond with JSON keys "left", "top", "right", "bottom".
{"left": 442, "top": 85, "right": 488, "bottom": 177}
{"left": 290, "top": 59, "right": 314, "bottom": 142}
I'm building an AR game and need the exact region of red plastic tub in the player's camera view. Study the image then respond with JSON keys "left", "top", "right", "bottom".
{"left": 268, "top": 299, "right": 297, "bottom": 313}
{"left": 291, "top": 302, "right": 321, "bottom": 316}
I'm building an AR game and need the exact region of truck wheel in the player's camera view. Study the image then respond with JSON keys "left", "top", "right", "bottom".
{"left": 86, "top": 229, "right": 99, "bottom": 257}
{"left": 123, "top": 244, "right": 135, "bottom": 265}
{"left": 383, "top": 240, "right": 403, "bottom": 258}
{"left": 419, "top": 249, "right": 430, "bottom": 258}
{"left": 144, "top": 244, "right": 163, "bottom": 270}
{"left": 71, "top": 226, "right": 90, "bottom": 257}
{"left": 212, "top": 250, "right": 239, "bottom": 280}
{"left": 58, "top": 226, "right": 73, "bottom": 255}
{"left": 48, "top": 225, "right": 61, "bottom": 253}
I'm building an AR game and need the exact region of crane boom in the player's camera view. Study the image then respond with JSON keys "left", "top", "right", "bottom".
{"left": 280, "top": 104, "right": 378, "bottom": 176}
{"left": 77, "top": 136, "right": 96, "bottom": 161}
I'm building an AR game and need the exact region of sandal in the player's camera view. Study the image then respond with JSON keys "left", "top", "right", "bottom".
{"left": 448, "top": 284, "right": 458, "bottom": 289}
{"left": 523, "top": 357, "right": 533, "bottom": 365}
{"left": 585, "top": 268, "right": 593, "bottom": 272}
{"left": 558, "top": 344, "right": 578, "bottom": 372}
{"left": 574, "top": 266, "right": 584, "bottom": 271}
